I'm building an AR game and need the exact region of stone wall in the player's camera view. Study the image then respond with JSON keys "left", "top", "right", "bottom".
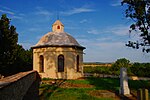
{"left": 0, "top": 70, "right": 41, "bottom": 100}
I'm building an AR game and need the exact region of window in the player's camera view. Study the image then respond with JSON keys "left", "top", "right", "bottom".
{"left": 39, "top": 55, "right": 44, "bottom": 73}
{"left": 77, "top": 55, "right": 79, "bottom": 72}
{"left": 57, "top": 25, "right": 60, "bottom": 29}
{"left": 58, "top": 55, "right": 64, "bottom": 72}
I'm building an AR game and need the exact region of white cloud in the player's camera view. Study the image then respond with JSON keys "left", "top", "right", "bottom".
{"left": 87, "top": 25, "right": 130, "bottom": 36}
{"left": 0, "top": 5, "right": 26, "bottom": 20}
{"left": 76, "top": 33, "right": 149, "bottom": 62}
{"left": 0, "top": 5, "right": 16, "bottom": 15}
{"left": 0, "top": 5, "right": 15, "bottom": 12}
{"left": 61, "top": 6, "right": 95, "bottom": 16}
{"left": 0, "top": 9, "right": 14, "bottom": 15}
{"left": 96, "top": 37, "right": 112, "bottom": 41}
{"left": 11, "top": 16, "right": 23, "bottom": 20}
{"left": 35, "top": 7, "right": 52, "bottom": 16}
{"left": 80, "top": 19, "right": 87, "bottom": 23}
{"left": 111, "top": 0, "right": 122, "bottom": 7}
{"left": 87, "top": 29, "right": 100, "bottom": 35}
{"left": 106, "top": 25, "right": 129, "bottom": 36}
{"left": 82, "top": 40, "right": 150, "bottom": 62}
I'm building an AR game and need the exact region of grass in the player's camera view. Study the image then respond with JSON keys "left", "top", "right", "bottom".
{"left": 49, "top": 88, "right": 102, "bottom": 100}
{"left": 39, "top": 77, "right": 150, "bottom": 100}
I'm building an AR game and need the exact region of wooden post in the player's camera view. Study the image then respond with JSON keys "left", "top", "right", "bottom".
{"left": 137, "top": 89, "right": 149, "bottom": 100}
{"left": 137, "top": 89, "right": 143, "bottom": 100}
{"left": 143, "top": 89, "right": 149, "bottom": 100}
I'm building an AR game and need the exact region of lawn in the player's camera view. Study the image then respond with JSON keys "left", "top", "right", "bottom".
{"left": 39, "top": 77, "right": 150, "bottom": 100}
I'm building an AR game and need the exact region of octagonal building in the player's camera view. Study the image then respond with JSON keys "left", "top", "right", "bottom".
{"left": 32, "top": 20, "right": 85, "bottom": 79}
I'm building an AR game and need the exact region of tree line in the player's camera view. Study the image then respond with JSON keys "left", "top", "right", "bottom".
{"left": 84, "top": 58, "right": 150, "bottom": 77}
{"left": 0, "top": 14, "right": 32, "bottom": 76}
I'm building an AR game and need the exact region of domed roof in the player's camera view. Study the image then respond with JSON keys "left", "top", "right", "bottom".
{"left": 35, "top": 32, "right": 81, "bottom": 46}
{"left": 32, "top": 20, "right": 85, "bottom": 49}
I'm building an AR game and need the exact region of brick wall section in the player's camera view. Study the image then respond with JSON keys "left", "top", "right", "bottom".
{"left": 0, "top": 70, "right": 41, "bottom": 100}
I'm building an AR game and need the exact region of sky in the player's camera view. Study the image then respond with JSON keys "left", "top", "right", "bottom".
{"left": 0, "top": 0, "right": 150, "bottom": 63}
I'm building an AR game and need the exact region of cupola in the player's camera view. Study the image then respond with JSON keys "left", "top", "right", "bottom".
{"left": 52, "top": 20, "right": 64, "bottom": 32}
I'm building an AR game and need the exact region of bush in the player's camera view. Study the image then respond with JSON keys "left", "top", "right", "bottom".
{"left": 83, "top": 66, "right": 112, "bottom": 74}
{"left": 130, "top": 63, "right": 150, "bottom": 77}
{"left": 83, "top": 61, "right": 150, "bottom": 77}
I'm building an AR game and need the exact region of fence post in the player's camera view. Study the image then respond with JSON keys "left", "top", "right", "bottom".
{"left": 137, "top": 89, "right": 143, "bottom": 100}
{"left": 137, "top": 89, "right": 149, "bottom": 100}
{"left": 143, "top": 89, "right": 149, "bottom": 100}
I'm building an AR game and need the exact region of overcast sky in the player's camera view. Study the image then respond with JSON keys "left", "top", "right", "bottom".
{"left": 0, "top": 0, "right": 150, "bottom": 63}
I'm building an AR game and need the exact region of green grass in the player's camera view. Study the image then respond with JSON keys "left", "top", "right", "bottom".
{"left": 86, "top": 77, "right": 120, "bottom": 91}
{"left": 49, "top": 88, "right": 103, "bottom": 100}
{"left": 39, "top": 77, "right": 150, "bottom": 100}
{"left": 66, "top": 79, "right": 91, "bottom": 84}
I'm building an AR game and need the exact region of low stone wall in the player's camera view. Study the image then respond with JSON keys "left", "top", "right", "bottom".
{"left": 84, "top": 73, "right": 150, "bottom": 80}
{"left": 0, "top": 70, "right": 41, "bottom": 100}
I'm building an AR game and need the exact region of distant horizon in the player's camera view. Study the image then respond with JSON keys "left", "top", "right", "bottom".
{"left": 83, "top": 61, "right": 150, "bottom": 63}
{"left": 0, "top": 0, "right": 150, "bottom": 63}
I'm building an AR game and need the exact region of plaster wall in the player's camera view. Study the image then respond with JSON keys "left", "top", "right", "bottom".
{"left": 33, "top": 47, "right": 84, "bottom": 79}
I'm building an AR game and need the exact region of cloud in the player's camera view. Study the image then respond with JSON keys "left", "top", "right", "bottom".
{"left": 0, "top": 9, "right": 14, "bottom": 15}
{"left": 87, "top": 25, "right": 130, "bottom": 36}
{"left": 61, "top": 6, "right": 95, "bottom": 16}
{"left": 35, "top": 7, "right": 52, "bottom": 16}
{"left": 87, "top": 29, "right": 100, "bottom": 35}
{"left": 0, "top": 5, "right": 25, "bottom": 20}
{"left": 80, "top": 19, "right": 87, "bottom": 23}
{"left": 77, "top": 30, "right": 148, "bottom": 62}
{"left": 106, "top": 25, "right": 129, "bottom": 36}
{"left": 96, "top": 37, "right": 112, "bottom": 42}
{"left": 0, "top": 5, "right": 15, "bottom": 15}
{"left": 82, "top": 39, "right": 150, "bottom": 62}
{"left": 0, "top": 5, "right": 15, "bottom": 11}
{"left": 11, "top": 16, "right": 23, "bottom": 20}
{"left": 111, "top": 0, "right": 122, "bottom": 7}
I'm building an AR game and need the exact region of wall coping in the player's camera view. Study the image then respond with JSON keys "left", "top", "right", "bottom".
{"left": 0, "top": 70, "right": 37, "bottom": 89}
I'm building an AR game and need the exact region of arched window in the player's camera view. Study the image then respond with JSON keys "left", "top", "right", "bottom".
{"left": 39, "top": 55, "right": 44, "bottom": 73}
{"left": 77, "top": 55, "right": 79, "bottom": 72}
{"left": 57, "top": 25, "right": 60, "bottom": 29}
{"left": 58, "top": 55, "right": 64, "bottom": 72}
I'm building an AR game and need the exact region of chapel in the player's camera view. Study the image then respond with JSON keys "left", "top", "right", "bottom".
{"left": 32, "top": 20, "right": 85, "bottom": 79}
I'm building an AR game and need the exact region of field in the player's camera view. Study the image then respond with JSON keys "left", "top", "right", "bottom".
{"left": 39, "top": 77, "right": 150, "bottom": 100}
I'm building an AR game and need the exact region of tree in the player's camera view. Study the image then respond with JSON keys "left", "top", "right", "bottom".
{"left": 112, "top": 58, "right": 130, "bottom": 69}
{"left": 131, "top": 62, "right": 150, "bottom": 77}
{"left": 13, "top": 45, "right": 33, "bottom": 73}
{"left": 111, "top": 58, "right": 130, "bottom": 75}
{"left": 122, "top": 0, "right": 150, "bottom": 52}
{"left": 0, "top": 14, "right": 33, "bottom": 76}
{"left": 0, "top": 14, "right": 18, "bottom": 75}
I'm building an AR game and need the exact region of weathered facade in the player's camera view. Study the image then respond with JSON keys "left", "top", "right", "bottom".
{"left": 32, "top": 20, "right": 85, "bottom": 79}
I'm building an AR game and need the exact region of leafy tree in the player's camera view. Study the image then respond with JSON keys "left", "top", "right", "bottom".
{"left": 13, "top": 45, "right": 33, "bottom": 73}
{"left": 0, "top": 14, "right": 18, "bottom": 75}
{"left": 111, "top": 58, "right": 130, "bottom": 75}
{"left": 0, "top": 14, "right": 33, "bottom": 76}
{"left": 122, "top": 0, "right": 150, "bottom": 52}
{"left": 131, "top": 63, "right": 150, "bottom": 77}
{"left": 112, "top": 58, "right": 130, "bottom": 69}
